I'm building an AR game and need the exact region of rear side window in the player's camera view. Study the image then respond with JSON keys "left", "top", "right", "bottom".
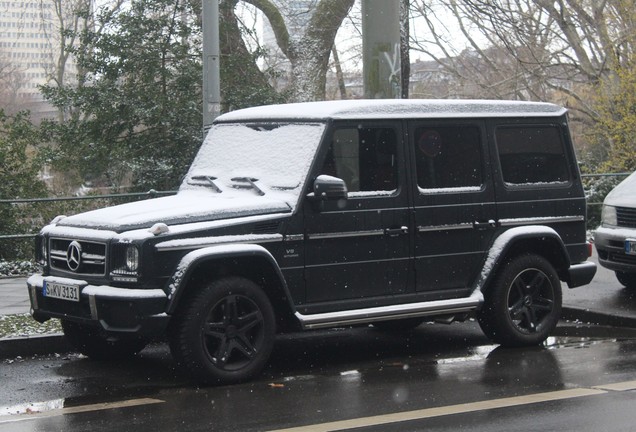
{"left": 496, "top": 125, "right": 570, "bottom": 185}
{"left": 414, "top": 125, "right": 483, "bottom": 191}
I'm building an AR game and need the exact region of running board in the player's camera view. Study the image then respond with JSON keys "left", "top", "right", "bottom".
{"left": 295, "top": 293, "right": 483, "bottom": 330}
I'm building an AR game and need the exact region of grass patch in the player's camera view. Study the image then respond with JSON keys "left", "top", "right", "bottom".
{"left": 0, "top": 314, "right": 61, "bottom": 339}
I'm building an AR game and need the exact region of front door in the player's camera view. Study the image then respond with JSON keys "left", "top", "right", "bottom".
{"left": 303, "top": 121, "right": 412, "bottom": 311}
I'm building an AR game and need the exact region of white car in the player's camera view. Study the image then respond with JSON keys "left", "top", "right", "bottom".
{"left": 594, "top": 171, "right": 636, "bottom": 289}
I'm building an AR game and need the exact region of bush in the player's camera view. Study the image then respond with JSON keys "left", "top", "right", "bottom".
{"left": 583, "top": 174, "right": 624, "bottom": 230}
{"left": 0, "top": 260, "right": 40, "bottom": 277}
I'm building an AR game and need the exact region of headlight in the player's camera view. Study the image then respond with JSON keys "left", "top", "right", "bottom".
{"left": 39, "top": 237, "right": 48, "bottom": 265}
{"left": 125, "top": 245, "right": 140, "bottom": 272}
{"left": 601, "top": 205, "right": 617, "bottom": 226}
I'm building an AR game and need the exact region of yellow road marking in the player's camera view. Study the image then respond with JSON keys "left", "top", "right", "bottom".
{"left": 593, "top": 380, "right": 636, "bottom": 392}
{"left": 2, "top": 379, "right": 634, "bottom": 428}
{"left": 0, "top": 398, "right": 164, "bottom": 424}
{"left": 268, "top": 388, "right": 609, "bottom": 432}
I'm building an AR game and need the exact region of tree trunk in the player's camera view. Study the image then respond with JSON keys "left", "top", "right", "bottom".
{"left": 246, "top": 0, "right": 355, "bottom": 102}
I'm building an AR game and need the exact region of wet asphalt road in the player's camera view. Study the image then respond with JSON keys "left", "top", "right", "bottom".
{"left": 2, "top": 320, "right": 636, "bottom": 432}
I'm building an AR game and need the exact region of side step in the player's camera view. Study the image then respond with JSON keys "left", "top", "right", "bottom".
{"left": 295, "top": 293, "right": 483, "bottom": 330}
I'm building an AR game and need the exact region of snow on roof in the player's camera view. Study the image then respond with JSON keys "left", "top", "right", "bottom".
{"left": 216, "top": 99, "right": 567, "bottom": 122}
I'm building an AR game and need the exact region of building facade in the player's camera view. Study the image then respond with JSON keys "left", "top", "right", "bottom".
{"left": 0, "top": 1, "right": 84, "bottom": 121}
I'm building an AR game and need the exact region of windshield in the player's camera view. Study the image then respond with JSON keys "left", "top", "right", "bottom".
{"left": 180, "top": 122, "right": 325, "bottom": 207}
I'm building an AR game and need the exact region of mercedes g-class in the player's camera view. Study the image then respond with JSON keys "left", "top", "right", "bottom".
{"left": 28, "top": 99, "right": 597, "bottom": 384}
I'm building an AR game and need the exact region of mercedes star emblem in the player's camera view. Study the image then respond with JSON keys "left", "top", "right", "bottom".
{"left": 66, "top": 241, "right": 82, "bottom": 272}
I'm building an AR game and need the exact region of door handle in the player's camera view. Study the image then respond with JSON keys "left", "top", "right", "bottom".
{"left": 473, "top": 220, "right": 497, "bottom": 230}
{"left": 385, "top": 226, "right": 409, "bottom": 237}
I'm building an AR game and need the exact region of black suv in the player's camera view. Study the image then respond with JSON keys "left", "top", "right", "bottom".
{"left": 28, "top": 100, "right": 596, "bottom": 384}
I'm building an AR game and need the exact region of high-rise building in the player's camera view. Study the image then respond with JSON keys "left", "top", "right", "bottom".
{"left": 0, "top": 1, "right": 84, "bottom": 121}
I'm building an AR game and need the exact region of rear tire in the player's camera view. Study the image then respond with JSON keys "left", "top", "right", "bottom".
{"left": 61, "top": 320, "right": 147, "bottom": 360}
{"left": 478, "top": 253, "right": 562, "bottom": 347}
{"left": 168, "top": 277, "right": 275, "bottom": 385}
{"left": 615, "top": 271, "right": 636, "bottom": 289}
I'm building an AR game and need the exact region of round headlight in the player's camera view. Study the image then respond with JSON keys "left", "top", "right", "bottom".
{"left": 125, "top": 245, "right": 140, "bottom": 272}
{"left": 601, "top": 205, "right": 617, "bottom": 226}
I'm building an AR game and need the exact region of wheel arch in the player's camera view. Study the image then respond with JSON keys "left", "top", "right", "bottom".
{"left": 475, "top": 226, "right": 571, "bottom": 296}
{"left": 165, "top": 244, "right": 298, "bottom": 331}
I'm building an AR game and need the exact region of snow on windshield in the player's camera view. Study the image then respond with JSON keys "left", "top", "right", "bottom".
{"left": 182, "top": 123, "right": 325, "bottom": 201}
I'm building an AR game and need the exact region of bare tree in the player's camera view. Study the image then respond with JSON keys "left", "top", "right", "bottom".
{"left": 409, "top": 0, "right": 636, "bottom": 124}
{"left": 244, "top": 0, "right": 355, "bottom": 101}
{"left": 41, "top": 0, "right": 127, "bottom": 121}
{"left": 0, "top": 51, "right": 27, "bottom": 114}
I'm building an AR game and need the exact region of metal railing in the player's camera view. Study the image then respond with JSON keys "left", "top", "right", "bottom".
{"left": 0, "top": 189, "right": 176, "bottom": 250}
{"left": 0, "top": 173, "right": 632, "bottom": 254}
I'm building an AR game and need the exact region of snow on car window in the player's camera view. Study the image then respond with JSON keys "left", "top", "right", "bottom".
{"left": 182, "top": 122, "right": 325, "bottom": 197}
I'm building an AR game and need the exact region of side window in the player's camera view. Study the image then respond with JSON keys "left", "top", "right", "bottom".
{"left": 414, "top": 125, "right": 482, "bottom": 190}
{"left": 496, "top": 126, "right": 570, "bottom": 185}
{"left": 320, "top": 127, "right": 398, "bottom": 194}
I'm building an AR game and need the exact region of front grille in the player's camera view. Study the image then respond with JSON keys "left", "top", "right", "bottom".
{"left": 617, "top": 207, "right": 636, "bottom": 228}
{"left": 50, "top": 238, "right": 107, "bottom": 275}
{"left": 608, "top": 251, "right": 636, "bottom": 266}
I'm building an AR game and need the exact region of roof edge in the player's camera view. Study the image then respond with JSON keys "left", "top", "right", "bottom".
{"left": 216, "top": 99, "right": 567, "bottom": 123}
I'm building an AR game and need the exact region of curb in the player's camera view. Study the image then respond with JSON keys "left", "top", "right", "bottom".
{"left": 2, "top": 307, "right": 636, "bottom": 360}
{"left": 0, "top": 333, "right": 70, "bottom": 359}
{"left": 561, "top": 306, "right": 636, "bottom": 329}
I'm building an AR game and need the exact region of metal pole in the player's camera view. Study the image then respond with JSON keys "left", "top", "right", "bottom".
{"left": 203, "top": 0, "right": 221, "bottom": 132}
{"left": 362, "top": 0, "right": 401, "bottom": 99}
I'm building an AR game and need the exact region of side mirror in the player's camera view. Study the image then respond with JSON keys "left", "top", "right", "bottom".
{"left": 311, "top": 175, "right": 348, "bottom": 201}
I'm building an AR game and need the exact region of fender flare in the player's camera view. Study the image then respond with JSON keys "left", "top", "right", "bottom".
{"left": 473, "top": 225, "right": 570, "bottom": 295}
{"left": 164, "top": 243, "right": 294, "bottom": 314}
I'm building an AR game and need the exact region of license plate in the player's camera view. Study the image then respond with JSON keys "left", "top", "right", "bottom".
{"left": 43, "top": 281, "right": 80, "bottom": 302}
{"left": 626, "top": 239, "right": 636, "bottom": 256}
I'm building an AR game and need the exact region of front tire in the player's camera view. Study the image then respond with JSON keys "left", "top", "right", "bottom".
{"left": 61, "top": 320, "right": 147, "bottom": 360}
{"left": 615, "top": 271, "right": 636, "bottom": 289}
{"left": 478, "top": 254, "right": 562, "bottom": 347}
{"left": 169, "top": 277, "right": 275, "bottom": 385}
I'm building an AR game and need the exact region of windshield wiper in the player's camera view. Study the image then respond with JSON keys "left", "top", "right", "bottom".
{"left": 230, "top": 177, "right": 266, "bottom": 196}
{"left": 187, "top": 175, "right": 224, "bottom": 193}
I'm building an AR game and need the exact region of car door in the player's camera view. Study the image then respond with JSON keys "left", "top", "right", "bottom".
{"left": 409, "top": 120, "right": 497, "bottom": 299}
{"left": 490, "top": 120, "right": 587, "bottom": 254}
{"left": 302, "top": 121, "right": 412, "bottom": 310}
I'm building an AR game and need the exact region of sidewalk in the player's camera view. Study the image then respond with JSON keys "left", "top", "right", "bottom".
{"left": 0, "top": 277, "right": 31, "bottom": 315}
{"left": 2, "top": 255, "right": 636, "bottom": 357}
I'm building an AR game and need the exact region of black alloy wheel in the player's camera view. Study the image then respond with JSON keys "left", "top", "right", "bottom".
{"left": 169, "top": 277, "right": 275, "bottom": 385}
{"left": 478, "top": 253, "right": 562, "bottom": 347}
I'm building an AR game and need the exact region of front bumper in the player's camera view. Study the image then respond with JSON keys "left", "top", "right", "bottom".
{"left": 27, "top": 274, "right": 170, "bottom": 337}
{"left": 594, "top": 226, "right": 636, "bottom": 273}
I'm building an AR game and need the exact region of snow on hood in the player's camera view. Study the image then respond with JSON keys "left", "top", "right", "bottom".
{"left": 605, "top": 170, "right": 636, "bottom": 208}
{"left": 56, "top": 190, "right": 291, "bottom": 232}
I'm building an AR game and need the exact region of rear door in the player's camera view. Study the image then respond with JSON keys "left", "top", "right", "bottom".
{"left": 489, "top": 118, "right": 587, "bottom": 259}
{"left": 302, "top": 121, "right": 412, "bottom": 309}
{"left": 409, "top": 120, "right": 496, "bottom": 298}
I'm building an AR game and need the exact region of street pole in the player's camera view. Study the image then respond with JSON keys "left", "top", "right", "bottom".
{"left": 362, "top": 0, "right": 401, "bottom": 99}
{"left": 202, "top": 0, "right": 221, "bottom": 132}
